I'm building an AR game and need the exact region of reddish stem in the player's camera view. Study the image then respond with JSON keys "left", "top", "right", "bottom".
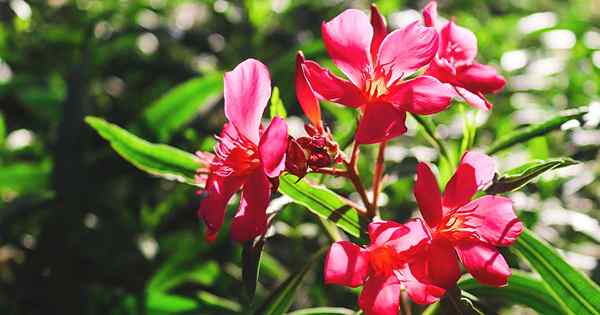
{"left": 371, "top": 141, "right": 387, "bottom": 216}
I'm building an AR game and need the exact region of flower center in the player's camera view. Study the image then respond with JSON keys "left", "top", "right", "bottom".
{"left": 436, "top": 206, "right": 481, "bottom": 242}
{"left": 211, "top": 131, "right": 261, "bottom": 177}
{"left": 364, "top": 76, "right": 389, "bottom": 100}
{"left": 368, "top": 245, "right": 399, "bottom": 276}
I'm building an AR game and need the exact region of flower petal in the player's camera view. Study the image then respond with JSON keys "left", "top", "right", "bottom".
{"left": 370, "top": 4, "right": 387, "bottom": 61}
{"left": 427, "top": 239, "right": 461, "bottom": 288}
{"left": 443, "top": 151, "right": 496, "bottom": 209}
{"left": 455, "top": 86, "right": 492, "bottom": 111}
{"left": 455, "top": 241, "right": 511, "bottom": 287}
{"left": 398, "top": 261, "right": 446, "bottom": 305}
{"left": 324, "top": 241, "right": 369, "bottom": 287}
{"left": 414, "top": 162, "right": 443, "bottom": 228}
{"left": 259, "top": 117, "right": 288, "bottom": 178}
{"left": 224, "top": 59, "right": 271, "bottom": 144}
{"left": 198, "top": 174, "right": 246, "bottom": 241}
{"left": 462, "top": 196, "right": 524, "bottom": 246}
{"left": 439, "top": 21, "right": 478, "bottom": 66}
{"left": 295, "top": 52, "right": 322, "bottom": 126}
{"left": 358, "top": 275, "right": 401, "bottom": 315}
{"left": 377, "top": 21, "right": 439, "bottom": 83}
{"left": 368, "top": 219, "right": 430, "bottom": 257}
{"left": 368, "top": 220, "right": 409, "bottom": 246}
{"left": 230, "top": 170, "right": 271, "bottom": 242}
{"left": 322, "top": 9, "right": 373, "bottom": 87}
{"left": 302, "top": 59, "right": 366, "bottom": 108}
{"left": 387, "top": 76, "right": 455, "bottom": 115}
{"left": 457, "top": 63, "right": 506, "bottom": 94}
{"left": 355, "top": 102, "right": 407, "bottom": 144}
{"left": 422, "top": 1, "right": 438, "bottom": 28}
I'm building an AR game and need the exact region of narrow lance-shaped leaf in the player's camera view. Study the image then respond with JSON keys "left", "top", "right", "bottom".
{"left": 486, "top": 107, "right": 588, "bottom": 155}
{"left": 0, "top": 111, "right": 5, "bottom": 147}
{"left": 252, "top": 247, "right": 327, "bottom": 315}
{"left": 242, "top": 239, "right": 264, "bottom": 310}
{"left": 86, "top": 116, "right": 202, "bottom": 186}
{"left": 278, "top": 174, "right": 367, "bottom": 238}
{"left": 143, "top": 72, "right": 223, "bottom": 141}
{"left": 270, "top": 86, "right": 287, "bottom": 119}
{"left": 486, "top": 158, "right": 579, "bottom": 194}
{"left": 286, "top": 307, "right": 356, "bottom": 315}
{"left": 460, "top": 271, "right": 564, "bottom": 315}
{"left": 423, "top": 271, "right": 564, "bottom": 315}
{"left": 512, "top": 229, "right": 600, "bottom": 315}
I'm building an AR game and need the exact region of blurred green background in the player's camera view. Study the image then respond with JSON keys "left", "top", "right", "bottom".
{"left": 1, "top": 0, "right": 600, "bottom": 314}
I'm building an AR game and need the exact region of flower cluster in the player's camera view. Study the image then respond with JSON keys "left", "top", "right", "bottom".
{"left": 195, "top": 2, "right": 521, "bottom": 314}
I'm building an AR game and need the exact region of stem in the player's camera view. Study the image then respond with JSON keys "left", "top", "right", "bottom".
{"left": 344, "top": 163, "right": 372, "bottom": 217}
{"left": 410, "top": 113, "right": 454, "bottom": 167}
{"left": 371, "top": 141, "right": 386, "bottom": 216}
{"left": 401, "top": 291, "right": 413, "bottom": 315}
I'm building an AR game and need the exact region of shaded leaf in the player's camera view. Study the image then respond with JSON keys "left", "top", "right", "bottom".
{"left": 86, "top": 116, "right": 202, "bottom": 186}
{"left": 252, "top": 247, "right": 327, "bottom": 315}
{"left": 242, "top": 239, "right": 264, "bottom": 308}
{"left": 512, "top": 229, "right": 600, "bottom": 315}
{"left": 278, "top": 174, "right": 367, "bottom": 238}
{"left": 143, "top": 72, "right": 223, "bottom": 141}
{"left": 287, "top": 307, "right": 355, "bottom": 315}
{"left": 486, "top": 107, "right": 587, "bottom": 155}
{"left": 0, "top": 111, "right": 5, "bottom": 146}
{"left": 486, "top": 158, "right": 578, "bottom": 194}
{"left": 146, "top": 292, "right": 197, "bottom": 314}
{"left": 0, "top": 161, "right": 51, "bottom": 195}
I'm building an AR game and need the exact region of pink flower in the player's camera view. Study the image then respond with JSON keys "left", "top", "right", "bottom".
{"left": 197, "top": 59, "right": 288, "bottom": 243}
{"left": 411, "top": 151, "right": 524, "bottom": 300}
{"left": 422, "top": 1, "right": 506, "bottom": 110}
{"left": 324, "top": 219, "right": 446, "bottom": 315}
{"left": 298, "top": 5, "right": 455, "bottom": 144}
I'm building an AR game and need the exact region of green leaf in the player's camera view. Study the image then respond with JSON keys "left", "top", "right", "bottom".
{"left": 270, "top": 86, "right": 287, "bottom": 119}
{"left": 252, "top": 247, "right": 327, "bottom": 315}
{"left": 147, "top": 260, "right": 219, "bottom": 293}
{"left": 286, "top": 307, "right": 355, "bottom": 315}
{"left": 146, "top": 292, "right": 198, "bottom": 314}
{"left": 0, "top": 161, "right": 51, "bottom": 195}
{"left": 197, "top": 291, "right": 241, "bottom": 313}
{"left": 486, "top": 158, "right": 578, "bottom": 194}
{"left": 512, "top": 229, "right": 600, "bottom": 315}
{"left": 242, "top": 239, "right": 264, "bottom": 309}
{"left": 143, "top": 72, "right": 223, "bottom": 141}
{"left": 486, "top": 107, "right": 587, "bottom": 155}
{"left": 278, "top": 174, "right": 367, "bottom": 238}
{"left": 460, "top": 271, "right": 564, "bottom": 315}
{"left": 85, "top": 116, "right": 201, "bottom": 186}
{"left": 0, "top": 111, "right": 5, "bottom": 146}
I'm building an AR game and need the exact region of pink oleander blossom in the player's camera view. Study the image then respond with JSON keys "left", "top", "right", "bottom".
{"left": 298, "top": 5, "right": 455, "bottom": 144}
{"left": 324, "top": 219, "right": 446, "bottom": 315}
{"left": 411, "top": 151, "right": 524, "bottom": 300}
{"left": 197, "top": 59, "right": 288, "bottom": 243}
{"left": 422, "top": 1, "right": 506, "bottom": 110}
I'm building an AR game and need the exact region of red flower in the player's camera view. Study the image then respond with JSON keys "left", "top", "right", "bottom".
{"left": 422, "top": 1, "right": 506, "bottom": 110}
{"left": 324, "top": 219, "right": 446, "bottom": 315}
{"left": 197, "top": 59, "right": 288, "bottom": 243}
{"left": 298, "top": 6, "right": 455, "bottom": 144}
{"left": 411, "top": 151, "right": 524, "bottom": 300}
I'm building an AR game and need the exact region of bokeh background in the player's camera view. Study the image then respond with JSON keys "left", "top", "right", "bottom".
{"left": 1, "top": 0, "right": 600, "bottom": 314}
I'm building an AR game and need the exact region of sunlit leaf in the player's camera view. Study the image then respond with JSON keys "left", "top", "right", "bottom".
{"left": 486, "top": 107, "right": 588, "bottom": 155}
{"left": 512, "top": 229, "right": 600, "bottom": 315}
{"left": 486, "top": 158, "right": 578, "bottom": 194}
{"left": 143, "top": 72, "right": 223, "bottom": 141}
{"left": 460, "top": 271, "right": 564, "bottom": 315}
{"left": 146, "top": 292, "right": 197, "bottom": 314}
{"left": 0, "top": 161, "right": 51, "bottom": 195}
{"left": 86, "top": 116, "right": 202, "bottom": 186}
{"left": 0, "top": 111, "right": 5, "bottom": 146}
{"left": 270, "top": 86, "right": 287, "bottom": 119}
{"left": 278, "top": 174, "right": 367, "bottom": 238}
